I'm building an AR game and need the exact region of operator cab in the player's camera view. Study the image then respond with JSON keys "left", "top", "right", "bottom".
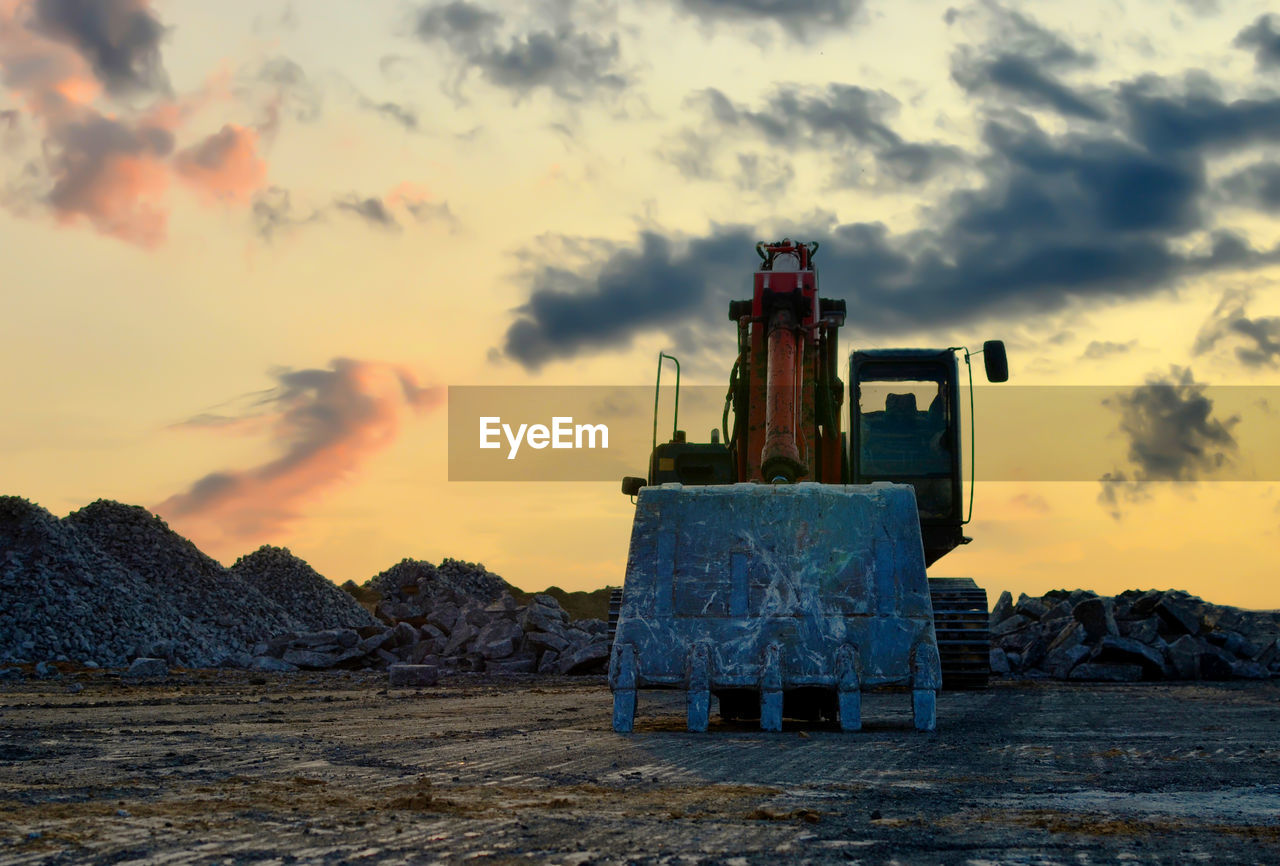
{"left": 849, "top": 343, "right": 1007, "bottom": 567}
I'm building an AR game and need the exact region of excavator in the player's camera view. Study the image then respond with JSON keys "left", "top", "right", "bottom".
{"left": 609, "top": 239, "right": 1007, "bottom": 733}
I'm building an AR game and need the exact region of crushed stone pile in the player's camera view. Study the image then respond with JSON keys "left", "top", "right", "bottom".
{"left": 241, "top": 556, "right": 610, "bottom": 677}
{"left": 65, "top": 501, "right": 305, "bottom": 664}
{"left": 9, "top": 491, "right": 1275, "bottom": 686}
{"left": 231, "top": 546, "right": 378, "bottom": 633}
{"left": 990, "top": 588, "right": 1280, "bottom": 681}
{"left": 1, "top": 497, "right": 210, "bottom": 667}
{"left": 0, "top": 494, "right": 607, "bottom": 677}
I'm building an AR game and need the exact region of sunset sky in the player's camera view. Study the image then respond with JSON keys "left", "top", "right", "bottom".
{"left": 3, "top": 0, "right": 1280, "bottom": 608}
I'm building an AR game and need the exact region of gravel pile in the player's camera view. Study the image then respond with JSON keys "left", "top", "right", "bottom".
{"left": 66, "top": 501, "right": 304, "bottom": 663}
{"left": 0, "top": 497, "right": 201, "bottom": 667}
{"left": 231, "top": 546, "right": 378, "bottom": 633}
{"left": 0, "top": 495, "right": 605, "bottom": 676}
{"left": 990, "top": 588, "right": 1280, "bottom": 681}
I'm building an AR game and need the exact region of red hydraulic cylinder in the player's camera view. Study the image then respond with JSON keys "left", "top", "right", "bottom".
{"left": 761, "top": 309, "right": 806, "bottom": 482}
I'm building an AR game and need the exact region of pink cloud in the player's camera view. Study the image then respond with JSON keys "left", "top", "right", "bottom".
{"left": 43, "top": 113, "right": 173, "bottom": 245}
{"left": 0, "top": 0, "right": 270, "bottom": 246}
{"left": 156, "top": 359, "right": 442, "bottom": 555}
{"left": 174, "top": 123, "right": 266, "bottom": 204}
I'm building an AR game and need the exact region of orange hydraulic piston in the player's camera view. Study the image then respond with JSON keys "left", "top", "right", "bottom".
{"left": 761, "top": 309, "right": 805, "bottom": 482}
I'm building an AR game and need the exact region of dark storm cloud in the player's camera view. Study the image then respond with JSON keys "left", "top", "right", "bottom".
{"left": 1235, "top": 14, "right": 1280, "bottom": 70}
{"left": 950, "top": 4, "right": 1105, "bottom": 121}
{"left": 675, "top": 0, "right": 861, "bottom": 36}
{"left": 48, "top": 113, "right": 171, "bottom": 168}
{"left": 1195, "top": 290, "right": 1280, "bottom": 368}
{"left": 474, "top": 30, "right": 625, "bottom": 99}
{"left": 414, "top": 2, "right": 625, "bottom": 100}
{"left": 31, "top": 0, "right": 168, "bottom": 94}
{"left": 498, "top": 7, "right": 1280, "bottom": 370}
{"left": 952, "top": 55, "right": 1105, "bottom": 121}
{"left": 504, "top": 102, "right": 1280, "bottom": 369}
{"left": 695, "top": 85, "right": 882, "bottom": 147}
{"left": 502, "top": 230, "right": 753, "bottom": 369}
{"left": 1120, "top": 82, "right": 1280, "bottom": 153}
{"left": 677, "top": 84, "right": 962, "bottom": 186}
{"left": 416, "top": 0, "right": 500, "bottom": 40}
{"left": 963, "top": 118, "right": 1205, "bottom": 235}
{"left": 1219, "top": 161, "right": 1280, "bottom": 212}
{"left": 1098, "top": 368, "right": 1239, "bottom": 515}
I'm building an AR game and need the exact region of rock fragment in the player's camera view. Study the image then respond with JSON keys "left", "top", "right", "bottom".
{"left": 988, "top": 587, "right": 1279, "bottom": 683}
{"left": 1072, "top": 597, "right": 1118, "bottom": 640}
{"left": 1156, "top": 596, "right": 1203, "bottom": 636}
{"left": 388, "top": 664, "right": 439, "bottom": 687}
{"left": 1068, "top": 663, "right": 1142, "bottom": 682}
{"left": 124, "top": 657, "right": 168, "bottom": 680}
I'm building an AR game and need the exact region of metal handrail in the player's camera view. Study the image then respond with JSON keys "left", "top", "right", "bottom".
{"left": 652, "top": 352, "right": 681, "bottom": 452}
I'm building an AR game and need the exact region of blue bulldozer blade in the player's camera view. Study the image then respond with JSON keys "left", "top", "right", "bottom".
{"left": 609, "top": 482, "right": 941, "bottom": 733}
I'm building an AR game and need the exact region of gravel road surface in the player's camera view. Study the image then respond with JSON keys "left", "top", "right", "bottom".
{"left": 2, "top": 671, "right": 1278, "bottom": 864}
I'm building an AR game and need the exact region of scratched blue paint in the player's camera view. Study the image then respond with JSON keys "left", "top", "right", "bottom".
{"left": 609, "top": 482, "right": 941, "bottom": 731}
{"left": 729, "top": 553, "right": 748, "bottom": 617}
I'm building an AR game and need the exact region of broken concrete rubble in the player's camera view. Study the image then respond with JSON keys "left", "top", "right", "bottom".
{"left": 1071, "top": 597, "right": 1117, "bottom": 640}
{"left": 248, "top": 586, "right": 610, "bottom": 677}
{"left": 991, "top": 588, "right": 1280, "bottom": 682}
{"left": 1156, "top": 596, "right": 1203, "bottom": 636}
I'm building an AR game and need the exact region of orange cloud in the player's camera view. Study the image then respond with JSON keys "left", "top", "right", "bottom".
{"left": 0, "top": 0, "right": 271, "bottom": 246}
{"left": 0, "top": 0, "right": 100, "bottom": 120}
{"left": 42, "top": 114, "right": 173, "bottom": 245}
{"left": 174, "top": 123, "right": 266, "bottom": 204}
{"left": 156, "top": 359, "right": 442, "bottom": 555}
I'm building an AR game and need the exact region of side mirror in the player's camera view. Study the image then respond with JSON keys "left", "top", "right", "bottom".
{"left": 621, "top": 476, "right": 645, "bottom": 496}
{"left": 983, "top": 340, "right": 1009, "bottom": 383}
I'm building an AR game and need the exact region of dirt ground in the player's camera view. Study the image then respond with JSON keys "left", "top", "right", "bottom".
{"left": 1, "top": 670, "right": 1278, "bottom": 865}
